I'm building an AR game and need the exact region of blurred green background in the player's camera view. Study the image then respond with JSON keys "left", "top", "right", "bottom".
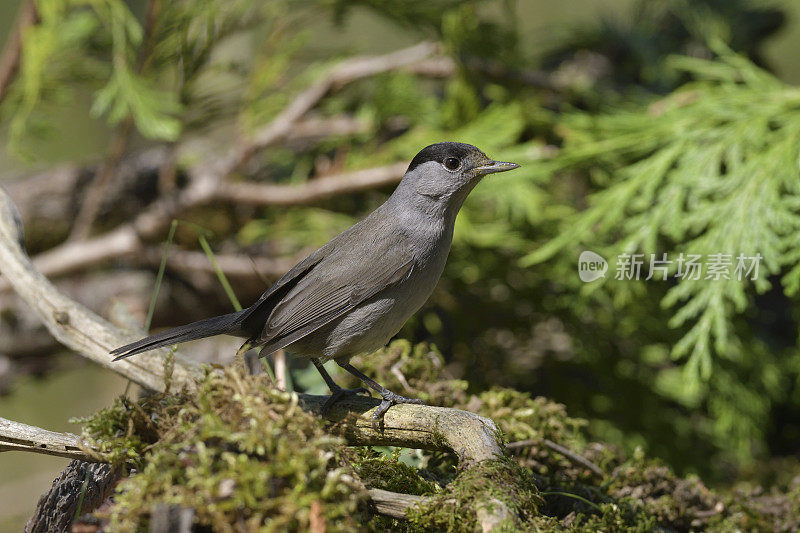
{"left": 2, "top": 0, "right": 800, "bottom": 529}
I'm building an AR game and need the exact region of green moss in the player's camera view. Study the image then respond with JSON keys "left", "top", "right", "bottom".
{"left": 74, "top": 392, "right": 185, "bottom": 466}
{"left": 475, "top": 387, "right": 586, "bottom": 446}
{"left": 85, "top": 369, "right": 367, "bottom": 532}
{"left": 559, "top": 503, "right": 658, "bottom": 532}
{"left": 74, "top": 343, "right": 800, "bottom": 532}
{"left": 406, "top": 457, "right": 541, "bottom": 531}
{"left": 348, "top": 448, "right": 439, "bottom": 496}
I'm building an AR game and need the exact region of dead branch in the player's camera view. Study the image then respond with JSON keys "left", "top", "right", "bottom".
{"left": 367, "top": 488, "right": 425, "bottom": 519}
{"left": 216, "top": 161, "right": 407, "bottom": 206}
{"left": 506, "top": 438, "right": 604, "bottom": 478}
{"left": 273, "top": 349, "right": 288, "bottom": 390}
{"left": 0, "top": 395, "right": 503, "bottom": 468}
{"left": 241, "top": 41, "right": 439, "bottom": 165}
{"left": 147, "top": 505, "right": 196, "bottom": 533}
{"left": 285, "top": 115, "right": 370, "bottom": 141}
{"left": 0, "top": 187, "right": 203, "bottom": 392}
{"left": 0, "top": 417, "right": 93, "bottom": 461}
{"left": 301, "top": 395, "right": 502, "bottom": 465}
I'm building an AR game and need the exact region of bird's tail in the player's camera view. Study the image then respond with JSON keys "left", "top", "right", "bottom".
{"left": 111, "top": 310, "right": 248, "bottom": 361}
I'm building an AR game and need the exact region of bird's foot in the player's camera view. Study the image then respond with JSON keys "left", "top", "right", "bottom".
{"left": 372, "top": 390, "right": 425, "bottom": 430}
{"left": 321, "top": 386, "right": 370, "bottom": 416}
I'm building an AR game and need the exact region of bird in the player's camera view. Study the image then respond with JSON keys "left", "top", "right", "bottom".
{"left": 111, "top": 142, "right": 519, "bottom": 424}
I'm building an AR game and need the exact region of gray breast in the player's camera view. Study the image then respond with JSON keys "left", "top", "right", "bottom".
{"left": 286, "top": 218, "right": 452, "bottom": 362}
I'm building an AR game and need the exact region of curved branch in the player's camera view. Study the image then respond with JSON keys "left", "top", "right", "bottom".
{"left": 242, "top": 42, "right": 438, "bottom": 164}
{"left": 0, "top": 187, "right": 203, "bottom": 392}
{"left": 300, "top": 395, "right": 501, "bottom": 465}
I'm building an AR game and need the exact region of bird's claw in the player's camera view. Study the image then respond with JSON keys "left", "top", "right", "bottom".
{"left": 371, "top": 391, "right": 425, "bottom": 430}
{"left": 321, "top": 386, "right": 370, "bottom": 416}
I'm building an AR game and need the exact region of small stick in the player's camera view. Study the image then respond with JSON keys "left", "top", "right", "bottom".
{"left": 506, "top": 438, "right": 604, "bottom": 478}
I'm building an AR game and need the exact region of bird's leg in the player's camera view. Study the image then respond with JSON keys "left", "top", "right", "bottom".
{"left": 336, "top": 361, "right": 425, "bottom": 428}
{"left": 312, "top": 358, "right": 369, "bottom": 415}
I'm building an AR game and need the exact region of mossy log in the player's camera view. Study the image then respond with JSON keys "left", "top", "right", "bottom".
{"left": 0, "top": 179, "right": 520, "bottom": 529}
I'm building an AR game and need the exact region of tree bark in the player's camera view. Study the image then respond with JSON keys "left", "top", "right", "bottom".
{"left": 25, "top": 460, "right": 121, "bottom": 533}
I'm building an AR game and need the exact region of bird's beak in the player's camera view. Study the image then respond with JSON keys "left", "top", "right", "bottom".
{"left": 473, "top": 160, "right": 520, "bottom": 176}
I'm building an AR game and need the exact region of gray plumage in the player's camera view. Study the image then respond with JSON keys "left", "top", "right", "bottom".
{"left": 112, "top": 142, "right": 519, "bottom": 423}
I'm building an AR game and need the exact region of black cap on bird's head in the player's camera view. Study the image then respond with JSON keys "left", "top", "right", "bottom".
{"left": 407, "top": 142, "right": 519, "bottom": 178}
{"left": 400, "top": 142, "right": 520, "bottom": 206}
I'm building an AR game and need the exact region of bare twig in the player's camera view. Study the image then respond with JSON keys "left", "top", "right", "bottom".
{"left": 148, "top": 505, "right": 195, "bottom": 533}
{"left": 390, "top": 360, "right": 414, "bottom": 393}
{"left": 286, "top": 115, "right": 370, "bottom": 141}
{"left": 68, "top": 121, "right": 134, "bottom": 241}
{"left": 273, "top": 349, "right": 288, "bottom": 390}
{"left": 240, "top": 41, "right": 438, "bottom": 166}
{"left": 0, "top": 417, "right": 93, "bottom": 461}
{"left": 0, "top": 0, "right": 38, "bottom": 105}
{"left": 506, "top": 438, "right": 604, "bottom": 478}
{"left": 216, "top": 162, "right": 407, "bottom": 206}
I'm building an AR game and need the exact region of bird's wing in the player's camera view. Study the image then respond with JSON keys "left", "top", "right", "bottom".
{"left": 237, "top": 244, "right": 330, "bottom": 335}
{"left": 255, "top": 243, "right": 414, "bottom": 356}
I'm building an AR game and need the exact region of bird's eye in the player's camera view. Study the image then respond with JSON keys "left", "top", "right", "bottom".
{"left": 443, "top": 157, "right": 461, "bottom": 171}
